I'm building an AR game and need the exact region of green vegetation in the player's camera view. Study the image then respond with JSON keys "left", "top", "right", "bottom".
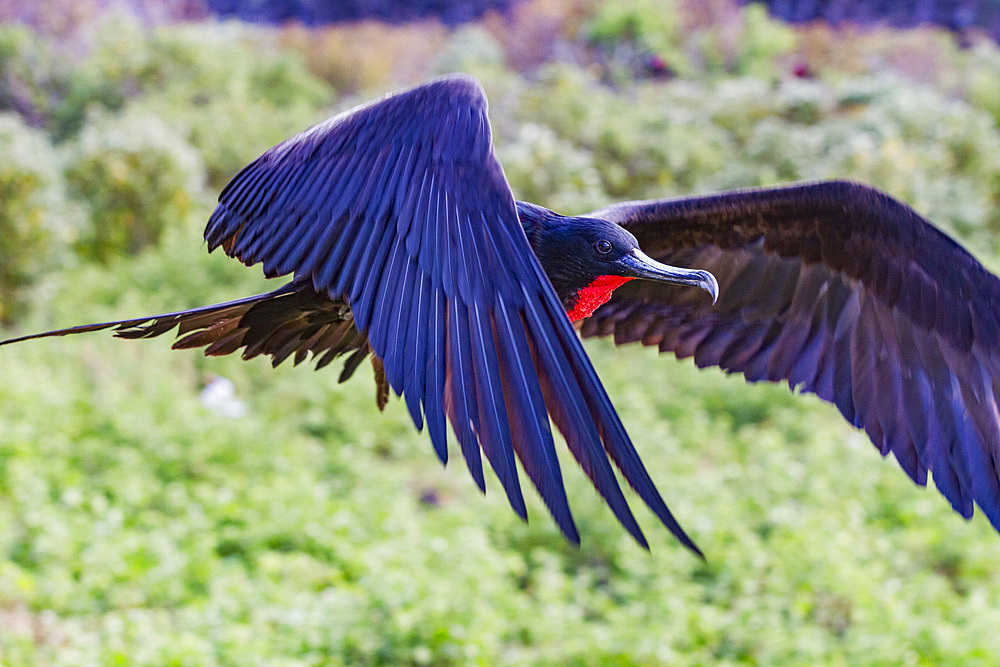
{"left": 2, "top": 2, "right": 1000, "bottom": 663}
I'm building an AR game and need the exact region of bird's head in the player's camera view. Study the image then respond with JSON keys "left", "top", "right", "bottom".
{"left": 518, "top": 204, "right": 718, "bottom": 321}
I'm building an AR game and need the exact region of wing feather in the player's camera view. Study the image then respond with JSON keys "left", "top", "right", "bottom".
{"left": 446, "top": 297, "right": 486, "bottom": 491}
{"left": 492, "top": 296, "right": 577, "bottom": 541}
{"left": 521, "top": 292, "right": 648, "bottom": 547}
{"left": 585, "top": 180, "right": 1000, "bottom": 533}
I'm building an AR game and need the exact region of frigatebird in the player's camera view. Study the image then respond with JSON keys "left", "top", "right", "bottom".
{"left": 4, "top": 74, "right": 1000, "bottom": 555}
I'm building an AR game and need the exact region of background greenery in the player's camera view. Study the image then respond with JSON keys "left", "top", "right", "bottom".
{"left": 2, "top": 0, "right": 1000, "bottom": 663}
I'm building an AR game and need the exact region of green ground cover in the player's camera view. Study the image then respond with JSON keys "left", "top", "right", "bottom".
{"left": 2, "top": 2, "right": 1000, "bottom": 663}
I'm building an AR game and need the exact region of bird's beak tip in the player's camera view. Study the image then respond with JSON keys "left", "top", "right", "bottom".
{"left": 700, "top": 271, "right": 719, "bottom": 305}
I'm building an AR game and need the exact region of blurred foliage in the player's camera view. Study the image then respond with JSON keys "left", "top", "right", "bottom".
{"left": 64, "top": 107, "right": 207, "bottom": 262}
{"left": 586, "top": 0, "right": 691, "bottom": 77}
{"left": 585, "top": 0, "right": 797, "bottom": 80}
{"left": 966, "top": 41, "right": 1000, "bottom": 128}
{"left": 0, "top": 114, "right": 82, "bottom": 323}
{"left": 3, "top": 243, "right": 1000, "bottom": 663}
{"left": 0, "top": 25, "right": 65, "bottom": 128}
{"left": 0, "top": 17, "right": 334, "bottom": 306}
{"left": 496, "top": 65, "right": 1000, "bottom": 257}
{"left": 278, "top": 22, "right": 449, "bottom": 93}
{"left": 2, "top": 0, "right": 1000, "bottom": 663}
{"left": 59, "top": 19, "right": 334, "bottom": 186}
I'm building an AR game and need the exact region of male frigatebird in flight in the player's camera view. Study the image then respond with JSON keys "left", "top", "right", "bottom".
{"left": 4, "top": 74, "right": 1000, "bottom": 555}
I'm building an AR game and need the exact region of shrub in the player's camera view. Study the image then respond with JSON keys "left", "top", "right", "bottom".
{"left": 63, "top": 107, "right": 208, "bottom": 263}
{"left": 125, "top": 23, "right": 334, "bottom": 187}
{"left": 0, "top": 24, "right": 71, "bottom": 131}
{"left": 278, "top": 22, "right": 446, "bottom": 93}
{"left": 496, "top": 122, "right": 606, "bottom": 214}
{"left": 55, "top": 20, "right": 334, "bottom": 187}
{"left": 0, "top": 113, "right": 82, "bottom": 323}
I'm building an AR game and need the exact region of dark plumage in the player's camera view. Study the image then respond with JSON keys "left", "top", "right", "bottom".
{"left": 4, "top": 74, "right": 1000, "bottom": 554}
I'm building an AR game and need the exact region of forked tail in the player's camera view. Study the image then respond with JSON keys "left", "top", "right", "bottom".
{"left": 0, "top": 284, "right": 297, "bottom": 348}
{"left": 0, "top": 284, "right": 375, "bottom": 384}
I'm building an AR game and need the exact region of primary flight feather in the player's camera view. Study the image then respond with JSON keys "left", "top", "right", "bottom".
{"left": 4, "top": 73, "right": 1000, "bottom": 554}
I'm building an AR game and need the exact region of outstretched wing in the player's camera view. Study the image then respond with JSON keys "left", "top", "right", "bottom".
{"left": 583, "top": 180, "right": 1000, "bottom": 532}
{"left": 202, "top": 74, "right": 698, "bottom": 552}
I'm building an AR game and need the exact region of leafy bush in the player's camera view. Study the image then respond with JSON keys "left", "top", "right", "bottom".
{"left": 0, "top": 113, "right": 82, "bottom": 323}
{"left": 0, "top": 24, "right": 68, "bottom": 130}
{"left": 961, "top": 42, "right": 1000, "bottom": 135}
{"left": 59, "top": 19, "right": 334, "bottom": 186}
{"left": 585, "top": 0, "right": 797, "bottom": 81}
{"left": 279, "top": 22, "right": 447, "bottom": 93}
{"left": 498, "top": 121, "right": 606, "bottom": 214}
{"left": 63, "top": 107, "right": 208, "bottom": 262}
{"left": 585, "top": 0, "right": 691, "bottom": 78}
{"left": 126, "top": 23, "right": 333, "bottom": 187}
{"left": 0, "top": 20, "right": 334, "bottom": 320}
{"left": 0, "top": 17, "right": 334, "bottom": 187}
{"left": 496, "top": 65, "right": 1000, "bottom": 255}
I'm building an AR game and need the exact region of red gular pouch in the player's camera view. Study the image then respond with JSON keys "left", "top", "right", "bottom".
{"left": 566, "top": 275, "right": 635, "bottom": 322}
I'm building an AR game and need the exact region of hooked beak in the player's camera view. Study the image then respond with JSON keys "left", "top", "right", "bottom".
{"left": 616, "top": 249, "right": 719, "bottom": 304}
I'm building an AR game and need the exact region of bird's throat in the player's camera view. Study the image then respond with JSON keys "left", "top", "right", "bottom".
{"left": 566, "top": 275, "right": 634, "bottom": 321}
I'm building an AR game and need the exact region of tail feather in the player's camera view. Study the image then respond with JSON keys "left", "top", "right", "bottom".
{"left": 0, "top": 286, "right": 297, "bottom": 348}
{"left": 1, "top": 282, "right": 388, "bottom": 405}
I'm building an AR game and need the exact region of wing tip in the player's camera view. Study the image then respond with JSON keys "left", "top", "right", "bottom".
{"left": 563, "top": 522, "right": 581, "bottom": 546}
{"left": 423, "top": 72, "right": 485, "bottom": 101}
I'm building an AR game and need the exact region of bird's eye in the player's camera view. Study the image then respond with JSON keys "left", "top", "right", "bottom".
{"left": 595, "top": 239, "right": 613, "bottom": 255}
